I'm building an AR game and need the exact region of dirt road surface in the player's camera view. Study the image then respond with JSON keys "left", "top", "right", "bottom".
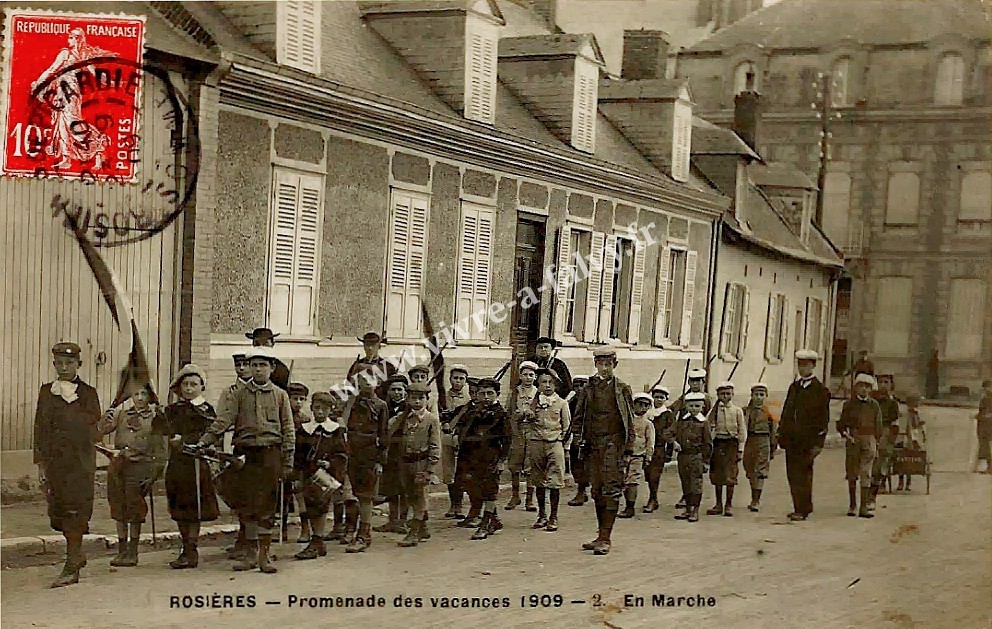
{"left": 2, "top": 405, "right": 989, "bottom": 628}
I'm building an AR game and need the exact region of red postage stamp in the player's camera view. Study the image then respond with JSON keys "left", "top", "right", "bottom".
{"left": 1, "top": 9, "right": 146, "bottom": 181}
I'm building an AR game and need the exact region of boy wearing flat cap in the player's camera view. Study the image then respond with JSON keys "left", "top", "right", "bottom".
{"left": 838, "top": 374, "right": 883, "bottom": 518}
{"left": 395, "top": 382, "right": 442, "bottom": 547}
{"left": 706, "top": 382, "right": 746, "bottom": 517}
{"left": 506, "top": 360, "right": 540, "bottom": 511}
{"left": 670, "top": 368, "right": 712, "bottom": 510}
{"left": 441, "top": 365, "right": 471, "bottom": 519}
{"left": 777, "top": 350, "right": 831, "bottom": 521}
{"left": 743, "top": 383, "right": 776, "bottom": 512}
{"left": 347, "top": 331, "right": 398, "bottom": 400}
{"left": 643, "top": 385, "right": 674, "bottom": 513}
{"left": 196, "top": 347, "right": 294, "bottom": 573}
{"left": 567, "top": 375, "right": 592, "bottom": 506}
{"left": 618, "top": 393, "right": 655, "bottom": 518}
{"left": 245, "top": 328, "right": 291, "bottom": 391}
{"left": 574, "top": 348, "right": 636, "bottom": 555}
{"left": 341, "top": 369, "right": 389, "bottom": 553}
{"left": 672, "top": 392, "right": 712, "bottom": 522}
{"left": 219, "top": 352, "right": 251, "bottom": 560}
{"left": 376, "top": 373, "right": 410, "bottom": 535}
{"left": 35, "top": 342, "right": 102, "bottom": 588}
{"left": 526, "top": 368, "right": 571, "bottom": 531}
{"left": 870, "top": 374, "right": 900, "bottom": 500}
{"left": 286, "top": 382, "right": 312, "bottom": 543}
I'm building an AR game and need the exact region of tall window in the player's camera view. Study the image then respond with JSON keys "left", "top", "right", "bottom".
{"left": 654, "top": 247, "right": 698, "bottom": 346}
{"left": 571, "top": 58, "right": 598, "bottom": 153}
{"left": 555, "top": 227, "right": 592, "bottom": 339}
{"left": 804, "top": 297, "right": 826, "bottom": 354}
{"left": 765, "top": 293, "right": 788, "bottom": 360}
{"left": 720, "top": 283, "right": 749, "bottom": 359}
{"left": 455, "top": 202, "right": 495, "bottom": 340}
{"left": 385, "top": 189, "right": 429, "bottom": 340}
{"left": 946, "top": 279, "right": 987, "bottom": 359}
{"left": 464, "top": 17, "right": 498, "bottom": 124}
{"left": 935, "top": 53, "right": 965, "bottom": 106}
{"left": 268, "top": 168, "right": 323, "bottom": 335}
{"left": 873, "top": 277, "right": 912, "bottom": 356}
{"left": 959, "top": 168, "right": 992, "bottom": 227}
{"left": 277, "top": 1, "right": 321, "bottom": 74}
{"left": 734, "top": 61, "right": 756, "bottom": 95}
{"left": 830, "top": 57, "right": 851, "bottom": 107}
{"left": 885, "top": 170, "right": 920, "bottom": 227}
{"left": 822, "top": 169, "right": 851, "bottom": 249}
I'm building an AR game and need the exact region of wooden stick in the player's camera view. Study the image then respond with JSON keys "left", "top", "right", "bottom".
{"left": 728, "top": 360, "right": 741, "bottom": 381}
{"left": 758, "top": 366, "right": 767, "bottom": 382}
{"left": 680, "top": 359, "right": 691, "bottom": 394}
{"left": 647, "top": 369, "right": 667, "bottom": 392}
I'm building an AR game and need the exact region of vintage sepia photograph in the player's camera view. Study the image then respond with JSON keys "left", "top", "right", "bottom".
{"left": 0, "top": 0, "right": 989, "bottom": 627}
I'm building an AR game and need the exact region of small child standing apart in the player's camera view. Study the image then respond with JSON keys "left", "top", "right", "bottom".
{"left": 101, "top": 383, "right": 168, "bottom": 567}
{"left": 618, "top": 394, "right": 655, "bottom": 519}
{"left": 673, "top": 393, "right": 713, "bottom": 522}
{"left": 396, "top": 382, "right": 442, "bottom": 547}
{"left": 526, "top": 369, "right": 571, "bottom": 532}
{"left": 707, "top": 382, "right": 746, "bottom": 517}
{"left": 743, "top": 383, "right": 776, "bottom": 512}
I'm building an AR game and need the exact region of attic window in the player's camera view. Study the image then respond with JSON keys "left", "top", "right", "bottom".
{"left": 935, "top": 53, "right": 964, "bottom": 106}
{"left": 734, "top": 61, "right": 757, "bottom": 95}
{"left": 464, "top": 17, "right": 499, "bottom": 124}
{"left": 571, "top": 58, "right": 598, "bottom": 153}
{"left": 671, "top": 99, "right": 692, "bottom": 182}
{"left": 277, "top": 1, "right": 321, "bottom": 74}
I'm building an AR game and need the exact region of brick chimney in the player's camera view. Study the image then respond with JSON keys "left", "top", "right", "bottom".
{"left": 732, "top": 70, "right": 762, "bottom": 152}
{"left": 621, "top": 30, "right": 669, "bottom": 80}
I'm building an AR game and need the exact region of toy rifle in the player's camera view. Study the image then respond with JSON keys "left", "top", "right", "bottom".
{"left": 728, "top": 360, "right": 741, "bottom": 382}
{"left": 181, "top": 444, "right": 246, "bottom": 474}
{"left": 680, "top": 359, "right": 691, "bottom": 395}
{"left": 646, "top": 369, "right": 667, "bottom": 393}
{"left": 758, "top": 366, "right": 767, "bottom": 382}
{"left": 421, "top": 303, "right": 448, "bottom": 412}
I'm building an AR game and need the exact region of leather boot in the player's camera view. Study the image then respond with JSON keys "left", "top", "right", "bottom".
{"left": 170, "top": 542, "right": 194, "bottom": 569}
{"left": 346, "top": 525, "right": 371, "bottom": 553}
{"left": 258, "top": 534, "right": 277, "bottom": 573}
{"left": 583, "top": 504, "right": 604, "bottom": 550}
{"left": 227, "top": 535, "right": 247, "bottom": 560}
{"left": 295, "top": 538, "right": 326, "bottom": 560}
{"left": 398, "top": 520, "right": 421, "bottom": 547}
{"left": 706, "top": 503, "right": 724, "bottom": 516}
{"left": 51, "top": 562, "right": 80, "bottom": 588}
{"left": 687, "top": 506, "right": 700, "bottom": 522}
{"left": 118, "top": 539, "right": 139, "bottom": 567}
{"left": 505, "top": 493, "right": 521, "bottom": 510}
{"left": 418, "top": 515, "right": 431, "bottom": 542}
{"left": 858, "top": 488, "right": 874, "bottom": 518}
{"left": 525, "top": 486, "right": 537, "bottom": 512}
{"left": 327, "top": 522, "right": 346, "bottom": 541}
{"left": 51, "top": 535, "right": 83, "bottom": 588}
{"left": 186, "top": 540, "right": 199, "bottom": 568}
{"left": 748, "top": 488, "right": 761, "bottom": 512}
{"left": 594, "top": 509, "right": 617, "bottom": 555}
{"left": 643, "top": 497, "right": 659, "bottom": 513}
{"left": 568, "top": 489, "right": 588, "bottom": 506}
{"left": 675, "top": 495, "right": 686, "bottom": 509}
{"left": 458, "top": 506, "right": 481, "bottom": 528}
{"left": 233, "top": 540, "right": 259, "bottom": 571}
{"left": 471, "top": 513, "right": 492, "bottom": 540}
{"left": 488, "top": 512, "right": 504, "bottom": 534}
{"left": 110, "top": 538, "right": 129, "bottom": 566}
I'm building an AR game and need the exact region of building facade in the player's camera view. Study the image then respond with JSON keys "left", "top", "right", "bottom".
{"left": 676, "top": 0, "right": 992, "bottom": 396}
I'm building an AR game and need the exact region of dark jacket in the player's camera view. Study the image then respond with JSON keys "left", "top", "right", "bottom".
{"left": 837, "top": 397, "right": 883, "bottom": 438}
{"left": 778, "top": 377, "right": 831, "bottom": 452}
{"left": 343, "top": 394, "right": 389, "bottom": 465}
{"left": 457, "top": 401, "right": 511, "bottom": 463}
{"left": 347, "top": 356, "right": 398, "bottom": 400}
{"left": 530, "top": 355, "right": 573, "bottom": 397}
{"left": 575, "top": 374, "right": 636, "bottom": 452}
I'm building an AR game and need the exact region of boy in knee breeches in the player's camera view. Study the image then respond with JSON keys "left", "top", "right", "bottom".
{"left": 342, "top": 370, "right": 389, "bottom": 553}
{"left": 643, "top": 385, "right": 673, "bottom": 514}
{"left": 457, "top": 378, "right": 511, "bottom": 541}
{"left": 442, "top": 365, "right": 472, "bottom": 519}
{"left": 294, "top": 392, "right": 348, "bottom": 560}
{"left": 526, "top": 369, "right": 571, "bottom": 531}
{"left": 707, "top": 382, "right": 746, "bottom": 517}
{"left": 673, "top": 393, "right": 712, "bottom": 523}
{"left": 619, "top": 394, "right": 655, "bottom": 519}
{"left": 743, "top": 383, "right": 776, "bottom": 512}
{"left": 506, "top": 361, "right": 539, "bottom": 512}
{"left": 287, "top": 382, "right": 312, "bottom": 543}
{"left": 871, "top": 375, "right": 900, "bottom": 499}
{"left": 567, "top": 375, "right": 591, "bottom": 506}
{"left": 838, "top": 374, "right": 883, "bottom": 518}
{"left": 396, "top": 383, "right": 442, "bottom": 547}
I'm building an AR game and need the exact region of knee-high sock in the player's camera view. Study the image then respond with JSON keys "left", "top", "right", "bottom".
{"left": 115, "top": 521, "right": 127, "bottom": 542}
{"left": 244, "top": 521, "right": 259, "bottom": 541}
{"left": 550, "top": 489, "right": 560, "bottom": 519}
{"left": 536, "top": 487, "right": 546, "bottom": 513}
{"left": 128, "top": 522, "right": 141, "bottom": 542}
{"left": 359, "top": 500, "right": 372, "bottom": 527}
{"left": 725, "top": 486, "right": 735, "bottom": 507}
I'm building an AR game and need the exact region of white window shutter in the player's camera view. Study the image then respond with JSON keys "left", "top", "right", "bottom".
{"left": 473, "top": 208, "right": 494, "bottom": 339}
{"left": 680, "top": 250, "right": 698, "bottom": 345}
{"left": 465, "top": 25, "right": 497, "bottom": 123}
{"left": 626, "top": 240, "right": 646, "bottom": 344}
{"left": 780, "top": 296, "right": 791, "bottom": 358}
{"left": 268, "top": 169, "right": 322, "bottom": 336}
{"left": 765, "top": 294, "right": 779, "bottom": 360}
{"left": 279, "top": 1, "right": 321, "bottom": 73}
{"left": 553, "top": 225, "right": 573, "bottom": 338}
{"left": 269, "top": 171, "right": 299, "bottom": 334}
{"left": 819, "top": 300, "right": 829, "bottom": 357}
{"left": 406, "top": 196, "right": 428, "bottom": 337}
{"left": 456, "top": 207, "right": 478, "bottom": 336}
{"left": 571, "top": 60, "right": 598, "bottom": 152}
{"left": 385, "top": 194, "right": 411, "bottom": 340}
{"left": 803, "top": 297, "right": 813, "bottom": 349}
{"left": 738, "top": 286, "right": 750, "bottom": 357}
{"left": 583, "top": 231, "right": 606, "bottom": 342}
{"left": 293, "top": 175, "right": 321, "bottom": 334}
{"left": 719, "top": 283, "right": 735, "bottom": 355}
{"left": 654, "top": 245, "right": 672, "bottom": 345}
{"left": 598, "top": 234, "right": 618, "bottom": 341}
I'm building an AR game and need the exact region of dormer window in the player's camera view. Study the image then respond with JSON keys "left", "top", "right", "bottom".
{"left": 671, "top": 90, "right": 692, "bottom": 182}
{"left": 464, "top": 12, "right": 499, "bottom": 124}
{"left": 734, "top": 61, "right": 757, "bottom": 95}
{"left": 935, "top": 53, "right": 964, "bottom": 106}
{"left": 277, "top": 1, "right": 321, "bottom": 74}
{"left": 800, "top": 190, "right": 814, "bottom": 245}
{"left": 571, "top": 56, "right": 598, "bottom": 153}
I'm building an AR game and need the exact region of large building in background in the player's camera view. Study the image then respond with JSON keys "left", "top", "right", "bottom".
{"left": 676, "top": 0, "right": 992, "bottom": 396}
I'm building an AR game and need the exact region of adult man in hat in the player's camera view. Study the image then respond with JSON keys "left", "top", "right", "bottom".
{"left": 529, "top": 336, "right": 572, "bottom": 398}
{"left": 670, "top": 368, "right": 713, "bottom": 416}
{"left": 777, "top": 350, "right": 831, "bottom": 521}
{"left": 347, "top": 331, "right": 398, "bottom": 400}
{"left": 574, "top": 348, "right": 635, "bottom": 555}
{"left": 246, "top": 328, "right": 291, "bottom": 391}
{"left": 34, "top": 342, "right": 102, "bottom": 588}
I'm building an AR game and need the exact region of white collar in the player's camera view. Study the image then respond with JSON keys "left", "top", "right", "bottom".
{"left": 692, "top": 413, "right": 707, "bottom": 422}
{"left": 188, "top": 396, "right": 206, "bottom": 407}
{"left": 856, "top": 396, "right": 869, "bottom": 402}
{"left": 302, "top": 419, "right": 340, "bottom": 434}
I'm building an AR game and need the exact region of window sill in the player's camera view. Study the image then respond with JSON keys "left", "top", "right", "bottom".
{"left": 719, "top": 354, "right": 740, "bottom": 364}
{"left": 765, "top": 358, "right": 784, "bottom": 365}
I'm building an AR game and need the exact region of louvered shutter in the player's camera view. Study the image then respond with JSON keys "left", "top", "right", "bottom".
{"left": 819, "top": 300, "right": 829, "bottom": 356}
{"left": 292, "top": 175, "right": 321, "bottom": 333}
{"left": 583, "top": 231, "right": 606, "bottom": 342}
{"left": 680, "top": 250, "right": 698, "bottom": 346}
{"left": 465, "top": 27, "right": 496, "bottom": 123}
{"left": 456, "top": 203, "right": 494, "bottom": 340}
{"left": 626, "top": 240, "right": 646, "bottom": 343}
{"left": 456, "top": 208, "right": 477, "bottom": 334}
{"left": 598, "top": 234, "right": 618, "bottom": 341}
{"left": 780, "top": 296, "right": 791, "bottom": 358}
{"left": 720, "top": 283, "right": 736, "bottom": 355}
{"left": 553, "top": 225, "right": 573, "bottom": 338}
{"left": 279, "top": 1, "right": 320, "bottom": 73}
{"left": 738, "top": 286, "right": 750, "bottom": 357}
{"left": 572, "top": 61, "right": 597, "bottom": 152}
{"left": 654, "top": 245, "right": 672, "bottom": 345}
{"left": 268, "top": 169, "right": 322, "bottom": 335}
{"left": 268, "top": 172, "right": 298, "bottom": 334}
{"left": 765, "top": 294, "right": 780, "bottom": 360}
{"left": 385, "top": 191, "right": 428, "bottom": 340}
{"left": 473, "top": 206, "right": 494, "bottom": 339}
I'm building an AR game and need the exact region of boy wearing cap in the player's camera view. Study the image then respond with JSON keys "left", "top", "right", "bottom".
{"left": 376, "top": 374, "right": 410, "bottom": 535}
{"left": 527, "top": 369, "right": 571, "bottom": 531}
{"left": 287, "top": 382, "right": 312, "bottom": 543}
{"left": 196, "top": 348, "right": 294, "bottom": 572}
{"left": 35, "top": 343, "right": 102, "bottom": 588}
{"left": 575, "top": 348, "right": 636, "bottom": 555}
{"left": 566, "top": 375, "right": 591, "bottom": 506}
{"left": 219, "top": 353, "right": 251, "bottom": 559}
{"left": 456, "top": 378, "right": 511, "bottom": 539}
{"left": 619, "top": 394, "right": 655, "bottom": 518}
{"left": 158, "top": 364, "right": 219, "bottom": 570}
{"left": 395, "top": 383, "right": 442, "bottom": 547}
{"left": 706, "top": 382, "right": 747, "bottom": 517}
{"left": 777, "top": 350, "right": 831, "bottom": 521}
{"left": 530, "top": 337, "right": 573, "bottom": 398}
{"left": 441, "top": 365, "right": 471, "bottom": 518}
{"left": 871, "top": 374, "right": 900, "bottom": 499}
{"left": 673, "top": 393, "right": 712, "bottom": 522}
{"left": 506, "top": 361, "right": 540, "bottom": 511}
{"left": 245, "top": 328, "right": 291, "bottom": 391}
{"left": 347, "top": 332, "right": 398, "bottom": 400}
{"left": 978, "top": 380, "right": 992, "bottom": 474}
{"left": 743, "top": 383, "right": 776, "bottom": 512}
{"left": 670, "top": 369, "right": 711, "bottom": 510}
{"left": 407, "top": 363, "right": 439, "bottom": 415}
{"left": 341, "top": 370, "right": 389, "bottom": 553}
{"left": 643, "top": 386, "right": 674, "bottom": 513}
{"left": 896, "top": 393, "right": 925, "bottom": 489}
{"left": 294, "top": 392, "right": 349, "bottom": 559}
{"left": 838, "top": 374, "right": 883, "bottom": 518}
{"left": 100, "top": 383, "right": 167, "bottom": 567}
